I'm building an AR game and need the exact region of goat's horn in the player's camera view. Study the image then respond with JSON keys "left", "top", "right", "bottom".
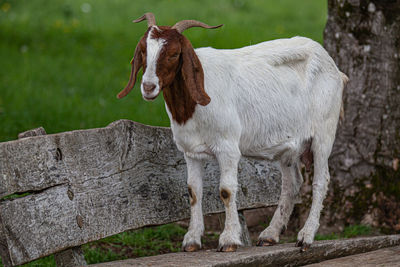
{"left": 133, "top": 13, "right": 156, "bottom": 27}
{"left": 172, "top": 20, "right": 223, "bottom": 33}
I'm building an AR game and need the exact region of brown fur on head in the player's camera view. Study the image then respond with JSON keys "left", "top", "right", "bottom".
{"left": 117, "top": 25, "right": 212, "bottom": 106}
{"left": 117, "top": 14, "right": 222, "bottom": 121}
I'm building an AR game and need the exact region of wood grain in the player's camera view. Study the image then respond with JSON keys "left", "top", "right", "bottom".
{"left": 0, "top": 127, "right": 88, "bottom": 266}
{"left": 0, "top": 120, "right": 283, "bottom": 265}
{"left": 91, "top": 235, "right": 400, "bottom": 267}
{"left": 306, "top": 245, "right": 400, "bottom": 267}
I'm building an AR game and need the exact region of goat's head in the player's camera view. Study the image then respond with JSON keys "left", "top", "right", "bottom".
{"left": 117, "top": 13, "right": 222, "bottom": 106}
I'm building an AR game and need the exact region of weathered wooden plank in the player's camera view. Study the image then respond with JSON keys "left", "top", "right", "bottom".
{"left": 17, "top": 127, "right": 47, "bottom": 139}
{"left": 0, "top": 122, "right": 127, "bottom": 198}
{"left": 0, "top": 127, "right": 50, "bottom": 267}
{"left": 0, "top": 215, "right": 12, "bottom": 267}
{"left": 18, "top": 128, "right": 88, "bottom": 267}
{"left": 0, "top": 120, "right": 282, "bottom": 265}
{"left": 305, "top": 245, "right": 400, "bottom": 266}
{"left": 91, "top": 235, "right": 400, "bottom": 267}
{"left": 1, "top": 127, "right": 88, "bottom": 266}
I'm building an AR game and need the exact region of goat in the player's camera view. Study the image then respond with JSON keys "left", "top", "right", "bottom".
{"left": 117, "top": 13, "right": 348, "bottom": 252}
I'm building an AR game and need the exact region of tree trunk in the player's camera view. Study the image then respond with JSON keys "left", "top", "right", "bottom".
{"left": 323, "top": 0, "right": 400, "bottom": 231}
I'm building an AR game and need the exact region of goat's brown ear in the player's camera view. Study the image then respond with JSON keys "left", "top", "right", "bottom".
{"left": 180, "top": 37, "right": 211, "bottom": 106}
{"left": 117, "top": 43, "right": 143, "bottom": 99}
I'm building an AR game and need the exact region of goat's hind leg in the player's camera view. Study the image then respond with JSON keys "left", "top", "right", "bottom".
{"left": 257, "top": 162, "right": 303, "bottom": 246}
{"left": 182, "top": 155, "right": 204, "bottom": 252}
{"left": 296, "top": 135, "right": 334, "bottom": 252}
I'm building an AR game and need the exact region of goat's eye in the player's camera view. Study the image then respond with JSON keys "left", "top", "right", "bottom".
{"left": 169, "top": 53, "right": 179, "bottom": 60}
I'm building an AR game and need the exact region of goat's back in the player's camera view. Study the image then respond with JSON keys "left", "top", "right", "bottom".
{"left": 187, "top": 37, "right": 344, "bottom": 156}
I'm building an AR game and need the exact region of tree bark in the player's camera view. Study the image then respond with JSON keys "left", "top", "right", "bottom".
{"left": 323, "top": 0, "right": 400, "bottom": 231}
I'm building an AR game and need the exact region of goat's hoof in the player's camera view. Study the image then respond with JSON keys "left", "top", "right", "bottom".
{"left": 300, "top": 243, "right": 311, "bottom": 252}
{"left": 217, "top": 244, "right": 238, "bottom": 252}
{"left": 295, "top": 239, "right": 311, "bottom": 252}
{"left": 295, "top": 239, "right": 303, "bottom": 247}
{"left": 183, "top": 243, "right": 200, "bottom": 252}
{"left": 256, "top": 238, "right": 277, "bottom": 246}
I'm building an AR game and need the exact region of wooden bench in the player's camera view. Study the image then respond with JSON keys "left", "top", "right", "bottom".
{"left": 0, "top": 120, "right": 282, "bottom": 266}
{"left": 1, "top": 119, "right": 399, "bottom": 266}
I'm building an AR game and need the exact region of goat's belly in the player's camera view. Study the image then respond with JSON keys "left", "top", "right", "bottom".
{"left": 241, "top": 139, "right": 301, "bottom": 161}
{"left": 185, "top": 151, "right": 215, "bottom": 160}
{"left": 174, "top": 139, "right": 215, "bottom": 160}
{"left": 241, "top": 150, "right": 277, "bottom": 160}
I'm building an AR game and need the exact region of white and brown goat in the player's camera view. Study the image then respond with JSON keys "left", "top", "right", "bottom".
{"left": 118, "top": 13, "right": 348, "bottom": 252}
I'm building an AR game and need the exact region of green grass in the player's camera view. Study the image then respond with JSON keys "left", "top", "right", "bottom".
{"left": 0, "top": 0, "right": 327, "bottom": 142}
{"left": 315, "top": 224, "right": 375, "bottom": 241}
{"left": 0, "top": 192, "right": 31, "bottom": 200}
{"left": 6, "top": 224, "right": 186, "bottom": 267}
{"left": 83, "top": 223, "right": 187, "bottom": 263}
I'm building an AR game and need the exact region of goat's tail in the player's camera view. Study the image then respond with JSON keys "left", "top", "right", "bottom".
{"left": 339, "top": 72, "right": 348, "bottom": 123}
{"left": 340, "top": 72, "right": 349, "bottom": 86}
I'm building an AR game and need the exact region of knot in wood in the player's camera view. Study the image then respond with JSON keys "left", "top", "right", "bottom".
{"left": 76, "top": 215, "right": 84, "bottom": 228}
{"left": 55, "top": 148, "right": 63, "bottom": 161}
{"left": 67, "top": 189, "right": 74, "bottom": 201}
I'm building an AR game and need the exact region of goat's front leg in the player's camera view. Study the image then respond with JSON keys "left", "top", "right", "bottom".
{"left": 216, "top": 152, "right": 242, "bottom": 252}
{"left": 182, "top": 155, "right": 204, "bottom": 252}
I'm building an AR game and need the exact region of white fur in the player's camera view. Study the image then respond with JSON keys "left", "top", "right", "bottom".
{"left": 182, "top": 155, "right": 204, "bottom": 248}
{"left": 141, "top": 26, "right": 165, "bottom": 100}
{"left": 157, "top": 36, "right": 345, "bottom": 249}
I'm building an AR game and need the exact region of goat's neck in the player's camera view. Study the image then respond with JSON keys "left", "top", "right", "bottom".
{"left": 163, "top": 74, "right": 196, "bottom": 125}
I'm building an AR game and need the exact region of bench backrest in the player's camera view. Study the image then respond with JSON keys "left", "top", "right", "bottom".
{"left": 0, "top": 120, "right": 282, "bottom": 266}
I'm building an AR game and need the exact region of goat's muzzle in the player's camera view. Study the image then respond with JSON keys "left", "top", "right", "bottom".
{"left": 143, "top": 82, "right": 156, "bottom": 94}
{"left": 141, "top": 82, "right": 160, "bottom": 101}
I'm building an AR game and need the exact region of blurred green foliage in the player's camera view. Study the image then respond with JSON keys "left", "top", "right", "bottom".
{"left": 315, "top": 224, "right": 374, "bottom": 241}
{"left": 83, "top": 223, "right": 187, "bottom": 264}
{"left": 0, "top": 0, "right": 326, "bottom": 142}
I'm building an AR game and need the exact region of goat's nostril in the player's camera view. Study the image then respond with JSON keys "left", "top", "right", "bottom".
{"left": 143, "top": 82, "right": 156, "bottom": 93}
